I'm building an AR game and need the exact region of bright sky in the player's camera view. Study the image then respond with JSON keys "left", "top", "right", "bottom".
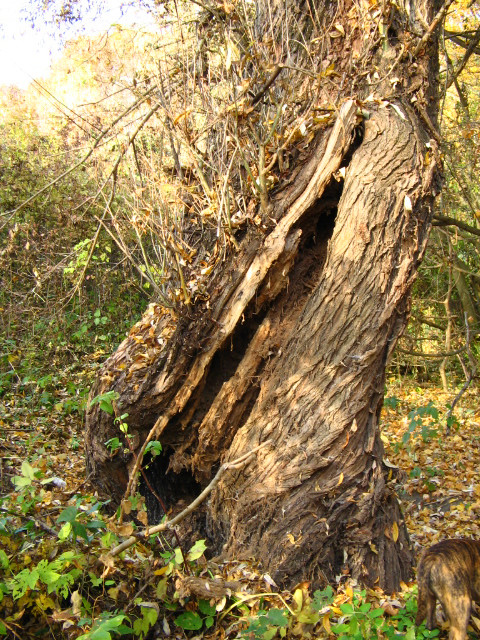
{"left": 0, "top": 0, "right": 153, "bottom": 88}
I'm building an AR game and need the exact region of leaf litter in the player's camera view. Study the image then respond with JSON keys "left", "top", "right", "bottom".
{"left": 1, "top": 369, "right": 479, "bottom": 638}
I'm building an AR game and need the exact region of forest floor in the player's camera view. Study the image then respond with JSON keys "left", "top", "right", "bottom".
{"left": 1, "top": 366, "right": 479, "bottom": 639}
{"left": 382, "top": 380, "right": 480, "bottom": 555}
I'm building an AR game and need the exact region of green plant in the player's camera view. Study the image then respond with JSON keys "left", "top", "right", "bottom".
{"left": 409, "top": 465, "right": 444, "bottom": 493}
{"left": 71, "top": 308, "right": 112, "bottom": 344}
{"left": 57, "top": 501, "right": 106, "bottom": 543}
{"left": 401, "top": 402, "right": 439, "bottom": 447}
{"left": 384, "top": 395, "right": 401, "bottom": 410}
{"left": 175, "top": 599, "right": 217, "bottom": 632}
{"left": 239, "top": 607, "right": 289, "bottom": 639}
{"left": 89, "top": 390, "right": 120, "bottom": 415}
{"left": 56, "top": 381, "right": 89, "bottom": 414}
{"left": 330, "top": 592, "right": 385, "bottom": 640}
{"left": 386, "top": 589, "right": 440, "bottom": 639}
{"left": 11, "top": 461, "right": 46, "bottom": 515}
{"left": 6, "top": 551, "right": 82, "bottom": 600}
{"left": 311, "top": 584, "right": 335, "bottom": 611}
{"left": 77, "top": 612, "right": 132, "bottom": 640}
{"left": 132, "top": 603, "right": 159, "bottom": 638}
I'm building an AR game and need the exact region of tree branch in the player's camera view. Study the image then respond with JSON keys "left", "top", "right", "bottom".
{"left": 413, "top": 0, "right": 454, "bottom": 57}
{"left": 445, "top": 24, "right": 480, "bottom": 89}
{"left": 108, "top": 441, "right": 271, "bottom": 558}
{"left": 396, "top": 345, "right": 466, "bottom": 359}
{"left": 445, "top": 29, "right": 480, "bottom": 54}
{"left": 0, "top": 506, "right": 58, "bottom": 536}
{"left": 433, "top": 213, "right": 480, "bottom": 237}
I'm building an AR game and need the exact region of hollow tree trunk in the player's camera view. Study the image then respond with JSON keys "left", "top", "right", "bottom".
{"left": 211, "top": 105, "right": 435, "bottom": 590}
{"left": 85, "top": 0, "right": 442, "bottom": 591}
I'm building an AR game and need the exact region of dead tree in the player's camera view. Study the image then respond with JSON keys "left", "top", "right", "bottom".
{"left": 85, "top": 0, "right": 443, "bottom": 591}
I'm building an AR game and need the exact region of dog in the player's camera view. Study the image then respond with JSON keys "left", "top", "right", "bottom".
{"left": 416, "top": 538, "right": 480, "bottom": 640}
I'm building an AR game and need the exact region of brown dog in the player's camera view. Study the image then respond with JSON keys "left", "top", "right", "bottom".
{"left": 416, "top": 538, "right": 480, "bottom": 640}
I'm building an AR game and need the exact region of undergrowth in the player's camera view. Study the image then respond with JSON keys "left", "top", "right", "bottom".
{"left": 0, "top": 384, "right": 451, "bottom": 639}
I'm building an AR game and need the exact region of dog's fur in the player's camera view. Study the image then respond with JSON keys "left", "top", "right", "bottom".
{"left": 416, "top": 538, "right": 480, "bottom": 640}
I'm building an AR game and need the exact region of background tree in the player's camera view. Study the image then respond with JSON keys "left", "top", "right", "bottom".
{"left": 393, "top": 1, "right": 480, "bottom": 391}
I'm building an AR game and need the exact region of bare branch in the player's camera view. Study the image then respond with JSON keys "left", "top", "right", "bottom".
{"left": 108, "top": 441, "right": 271, "bottom": 558}
{"left": 433, "top": 213, "right": 480, "bottom": 237}
{"left": 413, "top": 0, "right": 455, "bottom": 57}
{"left": 445, "top": 24, "right": 480, "bottom": 89}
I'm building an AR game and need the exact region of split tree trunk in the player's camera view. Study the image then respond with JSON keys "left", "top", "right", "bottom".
{"left": 85, "top": 0, "right": 442, "bottom": 591}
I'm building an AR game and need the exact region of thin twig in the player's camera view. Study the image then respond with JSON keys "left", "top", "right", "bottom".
{"left": 2, "top": 89, "right": 155, "bottom": 224}
{"left": 251, "top": 65, "right": 284, "bottom": 106}
{"left": 0, "top": 506, "right": 58, "bottom": 536}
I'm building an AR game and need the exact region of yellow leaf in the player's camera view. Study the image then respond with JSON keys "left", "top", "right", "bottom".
{"left": 370, "top": 542, "right": 378, "bottom": 554}
{"left": 35, "top": 593, "right": 56, "bottom": 611}
{"left": 287, "top": 533, "right": 296, "bottom": 545}
{"left": 322, "top": 612, "right": 331, "bottom": 633}
{"left": 108, "top": 586, "right": 120, "bottom": 600}
{"left": 392, "top": 522, "right": 399, "bottom": 543}
{"left": 293, "top": 588, "right": 303, "bottom": 612}
{"left": 337, "top": 472, "right": 344, "bottom": 486}
{"left": 324, "top": 62, "right": 336, "bottom": 76}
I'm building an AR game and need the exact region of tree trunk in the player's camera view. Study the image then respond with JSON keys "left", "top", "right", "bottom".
{"left": 85, "top": 0, "right": 442, "bottom": 592}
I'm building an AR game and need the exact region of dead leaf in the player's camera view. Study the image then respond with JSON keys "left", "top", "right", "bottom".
{"left": 392, "top": 521, "right": 399, "bottom": 543}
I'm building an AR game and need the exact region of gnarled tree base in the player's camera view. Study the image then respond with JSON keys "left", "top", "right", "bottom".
{"left": 86, "top": 99, "right": 439, "bottom": 591}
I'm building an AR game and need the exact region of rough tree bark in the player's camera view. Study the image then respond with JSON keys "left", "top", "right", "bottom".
{"left": 85, "top": 0, "right": 443, "bottom": 591}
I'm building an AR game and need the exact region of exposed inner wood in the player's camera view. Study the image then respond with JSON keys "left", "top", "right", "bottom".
{"left": 85, "top": 100, "right": 359, "bottom": 503}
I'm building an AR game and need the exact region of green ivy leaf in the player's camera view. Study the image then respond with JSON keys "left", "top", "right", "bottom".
{"left": 266, "top": 608, "right": 288, "bottom": 626}
{"left": 57, "top": 505, "right": 79, "bottom": 523}
{"left": 175, "top": 611, "right": 203, "bottom": 630}
{"left": 198, "top": 600, "right": 216, "bottom": 616}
